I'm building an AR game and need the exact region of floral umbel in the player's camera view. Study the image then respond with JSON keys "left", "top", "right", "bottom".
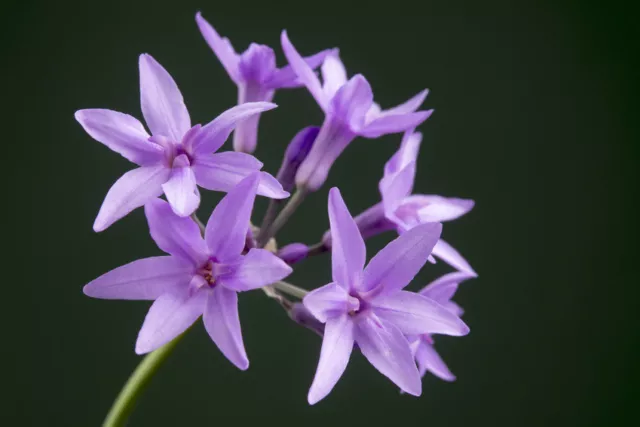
{"left": 78, "top": 11, "right": 477, "bottom": 424}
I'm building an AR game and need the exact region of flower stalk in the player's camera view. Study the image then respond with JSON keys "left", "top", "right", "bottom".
{"left": 103, "top": 330, "right": 188, "bottom": 427}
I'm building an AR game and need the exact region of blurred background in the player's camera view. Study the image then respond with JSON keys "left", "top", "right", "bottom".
{"left": 5, "top": 0, "right": 638, "bottom": 425}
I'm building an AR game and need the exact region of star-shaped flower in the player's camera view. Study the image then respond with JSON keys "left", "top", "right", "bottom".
{"left": 302, "top": 188, "right": 469, "bottom": 404}
{"left": 378, "top": 130, "right": 476, "bottom": 272}
{"left": 76, "top": 54, "right": 288, "bottom": 231}
{"left": 410, "top": 271, "right": 475, "bottom": 382}
{"left": 281, "top": 31, "right": 433, "bottom": 191}
{"left": 196, "top": 13, "right": 335, "bottom": 153}
{"left": 83, "top": 173, "right": 292, "bottom": 369}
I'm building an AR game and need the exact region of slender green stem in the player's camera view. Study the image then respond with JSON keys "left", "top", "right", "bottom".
{"left": 306, "top": 241, "right": 328, "bottom": 258}
{"left": 102, "top": 331, "right": 188, "bottom": 427}
{"left": 258, "top": 188, "right": 308, "bottom": 247}
{"left": 257, "top": 199, "right": 283, "bottom": 243}
{"left": 273, "top": 281, "right": 308, "bottom": 299}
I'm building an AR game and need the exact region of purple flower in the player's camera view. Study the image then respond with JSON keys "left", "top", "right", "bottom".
{"left": 302, "top": 188, "right": 469, "bottom": 404}
{"left": 281, "top": 31, "right": 433, "bottom": 191}
{"left": 378, "top": 130, "right": 476, "bottom": 273}
{"left": 196, "top": 13, "right": 334, "bottom": 153}
{"left": 410, "top": 271, "right": 475, "bottom": 382}
{"left": 76, "top": 54, "right": 288, "bottom": 232}
{"left": 83, "top": 174, "right": 292, "bottom": 369}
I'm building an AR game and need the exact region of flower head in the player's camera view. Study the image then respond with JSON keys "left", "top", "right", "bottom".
{"left": 76, "top": 54, "right": 288, "bottom": 231}
{"left": 378, "top": 130, "right": 476, "bottom": 273}
{"left": 196, "top": 13, "right": 335, "bottom": 153}
{"left": 410, "top": 271, "right": 475, "bottom": 382}
{"left": 302, "top": 188, "right": 468, "bottom": 404}
{"left": 281, "top": 31, "right": 433, "bottom": 191}
{"left": 83, "top": 173, "right": 293, "bottom": 369}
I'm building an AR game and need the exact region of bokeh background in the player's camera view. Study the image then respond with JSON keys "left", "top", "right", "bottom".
{"left": 6, "top": 0, "right": 638, "bottom": 425}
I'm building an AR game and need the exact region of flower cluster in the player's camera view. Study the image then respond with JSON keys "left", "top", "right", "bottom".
{"left": 79, "top": 13, "right": 476, "bottom": 406}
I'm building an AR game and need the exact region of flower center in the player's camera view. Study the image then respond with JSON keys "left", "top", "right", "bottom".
{"left": 394, "top": 203, "right": 423, "bottom": 228}
{"left": 347, "top": 292, "right": 365, "bottom": 316}
{"left": 197, "top": 260, "right": 216, "bottom": 287}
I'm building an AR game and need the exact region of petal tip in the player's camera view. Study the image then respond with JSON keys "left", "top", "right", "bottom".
{"left": 307, "top": 390, "right": 323, "bottom": 405}
{"left": 134, "top": 340, "right": 150, "bottom": 355}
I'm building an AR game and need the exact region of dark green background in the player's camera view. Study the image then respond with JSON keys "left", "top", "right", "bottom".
{"left": 7, "top": 0, "right": 637, "bottom": 425}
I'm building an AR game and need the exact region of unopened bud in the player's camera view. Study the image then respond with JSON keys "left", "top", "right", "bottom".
{"left": 276, "top": 126, "right": 319, "bottom": 192}
{"left": 288, "top": 303, "right": 324, "bottom": 337}
{"left": 277, "top": 243, "right": 309, "bottom": 264}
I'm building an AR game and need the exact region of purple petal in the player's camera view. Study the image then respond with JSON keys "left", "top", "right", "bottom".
{"left": 432, "top": 239, "right": 476, "bottom": 275}
{"left": 93, "top": 165, "right": 170, "bottom": 232}
{"left": 308, "top": 314, "right": 355, "bottom": 404}
{"left": 192, "top": 151, "right": 288, "bottom": 199}
{"left": 379, "top": 162, "right": 416, "bottom": 216}
{"left": 330, "top": 75, "right": 374, "bottom": 132}
{"left": 237, "top": 43, "right": 277, "bottom": 83}
{"left": 362, "top": 222, "right": 442, "bottom": 294}
{"left": 135, "top": 287, "right": 205, "bottom": 354}
{"left": 139, "top": 54, "right": 191, "bottom": 141}
{"left": 280, "top": 31, "right": 328, "bottom": 110}
{"left": 328, "top": 188, "right": 366, "bottom": 289}
{"left": 359, "top": 110, "right": 434, "bottom": 139}
{"left": 218, "top": 248, "right": 292, "bottom": 291}
{"left": 374, "top": 89, "right": 429, "bottom": 118}
{"left": 268, "top": 48, "right": 338, "bottom": 89}
{"left": 406, "top": 195, "right": 475, "bottom": 223}
{"left": 83, "top": 256, "right": 193, "bottom": 300}
{"left": 203, "top": 286, "right": 249, "bottom": 370}
{"left": 195, "top": 13, "right": 240, "bottom": 82}
{"left": 144, "top": 198, "right": 209, "bottom": 266}
{"left": 371, "top": 291, "right": 469, "bottom": 336}
{"left": 384, "top": 130, "right": 423, "bottom": 176}
{"left": 75, "top": 109, "right": 163, "bottom": 166}
{"left": 293, "top": 116, "right": 357, "bottom": 191}
{"left": 321, "top": 54, "right": 348, "bottom": 99}
{"left": 161, "top": 155, "right": 200, "bottom": 217}
{"left": 204, "top": 173, "right": 259, "bottom": 262}
{"left": 415, "top": 339, "right": 456, "bottom": 381}
{"left": 303, "top": 282, "right": 357, "bottom": 323}
{"left": 190, "top": 102, "right": 277, "bottom": 154}
{"left": 354, "top": 314, "right": 421, "bottom": 396}
{"left": 420, "top": 271, "right": 476, "bottom": 302}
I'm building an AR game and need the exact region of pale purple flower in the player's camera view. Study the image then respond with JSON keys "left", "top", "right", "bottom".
{"left": 281, "top": 31, "right": 433, "bottom": 191}
{"left": 83, "top": 174, "right": 292, "bottom": 369}
{"left": 76, "top": 54, "right": 288, "bottom": 232}
{"left": 410, "top": 271, "right": 475, "bottom": 382}
{"left": 378, "top": 130, "right": 476, "bottom": 273}
{"left": 302, "top": 188, "right": 469, "bottom": 404}
{"left": 196, "top": 13, "right": 334, "bottom": 153}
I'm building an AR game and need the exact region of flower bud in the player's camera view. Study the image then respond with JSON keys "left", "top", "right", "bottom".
{"left": 277, "top": 243, "right": 309, "bottom": 264}
{"left": 276, "top": 126, "right": 319, "bottom": 192}
{"left": 288, "top": 303, "right": 324, "bottom": 337}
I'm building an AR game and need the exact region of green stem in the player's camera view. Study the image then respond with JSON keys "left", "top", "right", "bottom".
{"left": 257, "top": 188, "right": 308, "bottom": 247}
{"left": 102, "top": 331, "right": 187, "bottom": 427}
{"left": 257, "top": 198, "right": 282, "bottom": 243}
{"left": 273, "top": 281, "right": 309, "bottom": 299}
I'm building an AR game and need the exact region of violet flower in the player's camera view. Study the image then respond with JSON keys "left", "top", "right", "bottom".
{"left": 410, "top": 271, "right": 475, "bottom": 382}
{"left": 196, "top": 13, "right": 334, "bottom": 153}
{"left": 83, "top": 173, "right": 292, "bottom": 369}
{"left": 377, "top": 130, "right": 476, "bottom": 273}
{"left": 76, "top": 54, "right": 288, "bottom": 232}
{"left": 281, "top": 31, "right": 433, "bottom": 191}
{"left": 302, "top": 188, "right": 469, "bottom": 404}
